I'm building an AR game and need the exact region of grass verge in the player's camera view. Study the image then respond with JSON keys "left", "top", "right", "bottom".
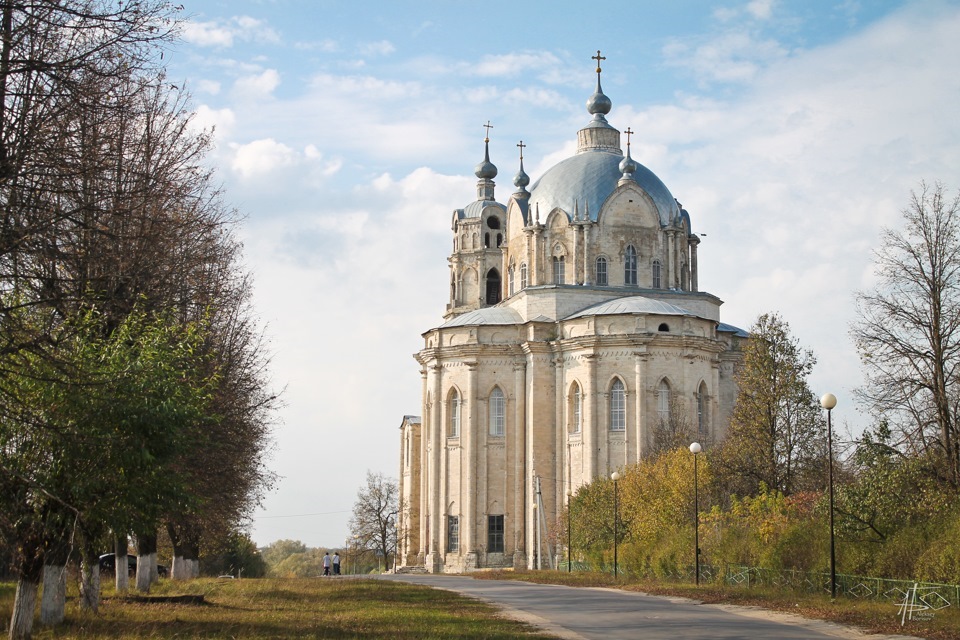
{"left": 1, "top": 577, "right": 556, "bottom": 639}
{"left": 471, "top": 569, "right": 960, "bottom": 640}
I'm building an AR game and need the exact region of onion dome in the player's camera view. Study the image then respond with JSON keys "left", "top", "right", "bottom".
{"left": 513, "top": 140, "right": 530, "bottom": 194}
{"left": 474, "top": 123, "right": 498, "bottom": 180}
{"left": 619, "top": 126, "right": 638, "bottom": 179}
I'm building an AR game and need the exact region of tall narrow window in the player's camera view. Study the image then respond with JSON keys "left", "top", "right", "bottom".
{"left": 658, "top": 380, "right": 670, "bottom": 423}
{"left": 447, "top": 516, "right": 460, "bottom": 552}
{"left": 571, "top": 383, "right": 582, "bottom": 433}
{"left": 625, "top": 246, "right": 638, "bottom": 286}
{"left": 610, "top": 379, "right": 625, "bottom": 431}
{"left": 652, "top": 260, "right": 662, "bottom": 289}
{"left": 697, "top": 382, "right": 708, "bottom": 437}
{"left": 489, "top": 387, "right": 505, "bottom": 436}
{"left": 485, "top": 268, "right": 501, "bottom": 304}
{"left": 596, "top": 256, "right": 608, "bottom": 286}
{"left": 520, "top": 262, "right": 528, "bottom": 289}
{"left": 488, "top": 515, "right": 504, "bottom": 553}
{"left": 553, "top": 256, "right": 565, "bottom": 284}
{"left": 508, "top": 266, "right": 515, "bottom": 296}
{"left": 449, "top": 390, "right": 461, "bottom": 437}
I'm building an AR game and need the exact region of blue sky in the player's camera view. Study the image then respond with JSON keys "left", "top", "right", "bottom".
{"left": 165, "top": 0, "right": 960, "bottom": 549}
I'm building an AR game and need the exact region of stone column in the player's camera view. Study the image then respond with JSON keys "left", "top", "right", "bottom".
{"left": 666, "top": 230, "right": 676, "bottom": 290}
{"left": 583, "top": 354, "right": 598, "bottom": 481}
{"left": 690, "top": 236, "right": 700, "bottom": 292}
{"left": 464, "top": 362, "right": 479, "bottom": 569}
{"left": 428, "top": 364, "right": 442, "bottom": 572}
{"left": 634, "top": 351, "right": 648, "bottom": 461}
{"left": 512, "top": 362, "right": 527, "bottom": 569}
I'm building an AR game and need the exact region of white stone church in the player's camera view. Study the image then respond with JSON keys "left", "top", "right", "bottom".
{"left": 398, "top": 55, "right": 746, "bottom": 573}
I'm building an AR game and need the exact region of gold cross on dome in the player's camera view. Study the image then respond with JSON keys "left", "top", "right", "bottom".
{"left": 517, "top": 140, "right": 526, "bottom": 161}
{"left": 624, "top": 127, "right": 634, "bottom": 150}
{"left": 483, "top": 120, "right": 493, "bottom": 142}
{"left": 592, "top": 50, "right": 606, "bottom": 74}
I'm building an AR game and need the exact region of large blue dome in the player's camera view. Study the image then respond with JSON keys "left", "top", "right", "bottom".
{"left": 527, "top": 149, "right": 679, "bottom": 227}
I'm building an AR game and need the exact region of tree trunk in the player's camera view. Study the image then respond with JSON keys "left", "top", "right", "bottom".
{"left": 39, "top": 565, "right": 65, "bottom": 626}
{"left": 135, "top": 533, "right": 158, "bottom": 592}
{"left": 168, "top": 520, "right": 201, "bottom": 581}
{"left": 78, "top": 554, "right": 101, "bottom": 612}
{"left": 10, "top": 534, "right": 45, "bottom": 640}
{"left": 115, "top": 536, "right": 129, "bottom": 593}
{"left": 10, "top": 578, "right": 38, "bottom": 640}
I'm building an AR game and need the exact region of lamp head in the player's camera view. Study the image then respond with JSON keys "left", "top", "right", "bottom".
{"left": 690, "top": 442, "right": 702, "bottom": 454}
{"left": 611, "top": 471, "right": 621, "bottom": 481}
{"left": 820, "top": 393, "right": 837, "bottom": 410}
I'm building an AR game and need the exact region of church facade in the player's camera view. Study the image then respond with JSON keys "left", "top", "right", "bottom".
{"left": 398, "top": 57, "right": 746, "bottom": 573}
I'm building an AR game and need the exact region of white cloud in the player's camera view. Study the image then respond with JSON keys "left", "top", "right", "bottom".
{"left": 182, "top": 15, "right": 280, "bottom": 48}
{"left": 233, "top": 69, "right": 281, "bottom": 99}
{"left": 360, "top": 40, "right": 396, "bottom": 57}
{"left": 190, "top": 105, "right": 235, "bottom": 138}
{"left": 195, "top": 79, "right": 221, "bottom": 95}
{"left": 230, "top": 138, "right": 298, "bottom": 178}
{"left": 472, "top": 51, "right": 562, "bottom": 78}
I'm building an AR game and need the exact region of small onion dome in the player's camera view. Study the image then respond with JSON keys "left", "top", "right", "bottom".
{"left": 619, "top": 151, "right": 637, "bottom": 179}
{"left": 586, "top": 76, "right": 612, "bottom": 117}
{"left": 514, "top": 158, "right": 530, "bottom": 190}
{"left": 475, "top": 138, "right": 498, "bottom": 180}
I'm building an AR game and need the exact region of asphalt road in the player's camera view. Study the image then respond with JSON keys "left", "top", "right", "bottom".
{"left": 379, "top": 574, "right": 921, "bottom": 640}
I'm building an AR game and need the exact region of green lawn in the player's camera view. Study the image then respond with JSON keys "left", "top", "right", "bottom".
{"left": 2, "top": 577, "right": 555, "bottom": 639}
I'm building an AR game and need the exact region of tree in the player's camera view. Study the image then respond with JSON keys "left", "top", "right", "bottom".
{"left": 348, "top": 471, "right": 398, "bottom": 572}
{"left": 717, "top": 312, "right": 826, "bottom": 496}
{"left": 852, "top": 182, "right": 960, "bottom": 485}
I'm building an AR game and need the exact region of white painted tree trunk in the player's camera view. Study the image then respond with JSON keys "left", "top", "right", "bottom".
{"left": 190, "top": 558, "right": 200, "bottom": 579}
{"left": 135, "top": 552, "right": 157, "bottom": 592}
{"left": 39, "top": 565, "right": 66, "bottom": 626}
{"left": 9, "top": 577, "right": 38, "bottom": 640}
{"left": 115, "top": 552, "right": 129, "bottom": 592}
{"left": 78, "top": 560, "right": 101, "bottom": 612}
{"left": 171, "top": 555, "right": 189, "bottom": 581}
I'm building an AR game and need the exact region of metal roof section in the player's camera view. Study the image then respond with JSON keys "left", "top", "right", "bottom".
{"left": 439, "top": 306, "right": 524, "bottom": 328}
{"left": 717, "top": 322, "right": 750, "bottom": 338}
{"left": 527, "top": 151, "right": 678, "bottom": 227}
{"left": 457, "top": 199, "right": 506, "bottom": 220}
{"left": 565, "top": 295, "right": 696, "bottom": 321}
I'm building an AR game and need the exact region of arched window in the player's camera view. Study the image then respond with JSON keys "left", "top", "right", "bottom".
{"left": 652, "top": 260, "right": 662, "bottom": 289}
{"left": 484, "top": 232, "right": 490, "bottom": 248}
{"left": 553, "top": 256, "right": 565, "bottom": 284}
{"left": 486, "top": 268, "right": 501, "bottom": 304}
{"left": 449, "top": 390, "right": 461, "bottom": 437}
{"left": 657, "top": 380, "right": 670, "bottom": 423}
{"left": 697, "top": 382, "right": 708, "bottom": 437}
{"left": 508, "top": 266, "right": 515, "bottom": 296}
{"left": 489, "top": 387, "right": 505, "bottom": 437}
{"left": 520, "top": 262, "right": 528, "bottom": 289}
{"left": 610, "top": 379, "right": 625, "bottom": 431}
{"left": 569, "top": 383, "right": 582, "bottom": 434}
{"left": 596, "top": 257, "right": 608, "bottom": 286}
{"left": 625, "top": 245, "right": 638, "bottom": 286}
{"left": 487, "top": 216, "right": 501, "bottom": 229}
{"left": 496, "top": 233, "right": 503, "bottom": 247}
{"left": 658, "top": 323, "right": 670, "bottom": 332}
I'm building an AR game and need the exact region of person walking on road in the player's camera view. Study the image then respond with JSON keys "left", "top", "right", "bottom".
{"left": 333, "top": 552, "right": 341, "bottom": 575}
{"left": 322, "top": 552, "right": 331, "bottom": 576}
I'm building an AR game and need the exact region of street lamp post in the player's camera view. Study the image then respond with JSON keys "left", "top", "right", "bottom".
{"left": 611, "top": 471, "right": 620, "bottom": 578}
{"left": 567, "top": 492, "right": 573, "bottom": 573}
{"left": 821, "top": 392, "right": 838, "bottom": 599}
{"left": 689, "top": 442, "right": 702, "bottom": 586}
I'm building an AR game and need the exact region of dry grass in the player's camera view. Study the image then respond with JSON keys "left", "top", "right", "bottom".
{"left": 472, "top": 569, "right": 960, "bottom": 639}
{"left": 0, "top": 577, "right": 556, "bottom": 639}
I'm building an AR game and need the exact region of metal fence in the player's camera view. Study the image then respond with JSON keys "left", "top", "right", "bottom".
{"left": 555, "top": 560, "right": 960, "bottom": 610}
